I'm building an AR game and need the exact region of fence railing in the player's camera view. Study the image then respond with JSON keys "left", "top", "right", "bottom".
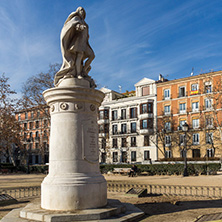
{"left": 1, "top": 182, "right": 222, "bottom": 200}
{"left": 107, "top": 182, "right": 222, "bottom": 198}
{"left": 0, "top": 186, "right": 40, "bottom": 200}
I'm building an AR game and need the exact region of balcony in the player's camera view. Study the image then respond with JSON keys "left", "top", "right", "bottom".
{"left": 98, "top": 119, "right": 109, "bottom": 124}
{"left": 35, "top": 137, "right": 40, "bottom": 142}
{"left": 162, "top": 94, "right": 172, "bottom": 100}
{"left": 139, "top": 113, "right": 153, "bottom": 119}
{"left": 177, "top": 91, "right": 187, "bottom": 98}
{"left": 139, "top": 129, "right": 153, "bottom": 135}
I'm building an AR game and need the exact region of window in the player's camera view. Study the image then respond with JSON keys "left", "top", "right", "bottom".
{"left": 99, "top": 111, "right": 104, "bottom": 120}
{"left": 191, "top": 83, "right": 199, "bottom": 95}
{"left": 35, "top": 143, "right": 39, "bottom": 149}
{"left": 121, "top": 138, "right": 127, "bottom": 147}
{"left": 193, "top": 133, "right": 200, "bottom": 145}
{"left": 148, "top": 118, "right": 153, "bottom": 129}
{"left": 192, "top": 102, "right": 199, "bottom": 112}
{"left": 148, "top": 103, "right": 153, "bottom": 113}
{"left": 35, "top": 131, "right": 39, "bottom": 138}
{"left": 205, "top": 98, "right": 212, "bottom": 109}
{"left": 112, "top": 124, "right": 118, "bottom": 135}
{"left": 29, "top": 122, "right": 33, "bottom": 129}
{"left": 131, "top": 122, "right": 137, "bottom": 133}
{"left": 113, "top": 152, "right": 118, "bottom": 162}
{"left": 206, "top": 132, "right": 213, "bottom": 144}
{"left": 43, "top": 130, "right": 47, "bottom": 137}
{"left": 18, "top": 114, "right": 21, "bottom": 121}
{"left": 205, "top": 83, "right": 212, "bottom": 93}
{"left": 131, "top": 137, "right": 136, "bottom": 147}
{"left": 112, "top": 138, "right": 118, "bottom": 148}
{"left": 141, "top": 104, "right": 147, "bottom": 114}
{"left": 121, "top": 109, "right": 126, "bottom": 119}
{"left": 164, "top": 89, "right": 170, "bottom": 99}
{"left": 206, "top": 117, "right": 213, "bottom": 127}
{"left": 101, "top": 138, "right": 106, "bottom": 149}
{"left": 144, "top": 151, "right": 150, "bottom": 160}
{"left": 179, "top": 134, "right": 185, "bottom": 145}
{"left": 104, "top": 124, "right": 109, "bottom": 133}
{"left": 144, "top": 135, "right": 150, "bottom": 146}
{"left": 179, "top": 86, "right": 186, "bottom": 97}
{"left": 165, "top": 150, "right": 172, "bottom": 158}
{"left": 165, "top": 122, "right": 171, "bottom": 131}
{"left": 35, "top": 121, "right": 39, "bottom": 129}
{"left": 31, "top": 111, "right": 34, "bottom": 119}
{"left": 44, "top": 120, "right": 48, "bottom": 128}
{"left": 131, "top": 151, "right": 136, "bottom": 161}
{"left": 179, "top": 103, "right": 186, "bottom": 113}
{"left": 142, "top": 86, "right": 150, "bottom": 96}
{"left": 101, "top": 153, "right": 106, "bottom": 163}
{"left": 99, "top": 124, "right": 104, "bottom": 133}
{"left": 141, "top": 119, "right": 147, "bottom": 129}
{"left": 24, "top": 123, "right": 27, "bottom": 130}
{"left": 122, "top": 151, "right": 127, "bottom": 163}
{"left": 207, "top": 148, "right": 214, "bottom": 157}
{"left": 112, "top": 110, "right": 118, "bottom": 120}
{"left": 192, "top": 119, "right": 199, "bottom": 129}
{"left": 121, "top": 123, "right": 127, "bottom": 134}
{"left": 25, "top": 112, "right": 28, "bottom": 120}
{"left": 192, "top": 149, "right": 200, "bottom": 158}
{"left": 99, "top": 110, "right": 109, "bottom": 120}
{"left": 165, "top": 135, "right": 171, "bottom": 146}
{"left": 130, "top": 107, "right": 137, "bottom": 118}
{"left": 164, "top": 105, "right": 170, "bottom": 115}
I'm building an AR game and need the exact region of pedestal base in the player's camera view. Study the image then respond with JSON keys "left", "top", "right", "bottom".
{"left": 41, "top": 173, "right": 107, "bottom": 210}
{"left": 1, "top": 199, "right": 144, "bottom": 222}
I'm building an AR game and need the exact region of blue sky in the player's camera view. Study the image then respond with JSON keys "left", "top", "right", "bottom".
{"left": 1, "top": 0, "right": 222, "bottom": 95}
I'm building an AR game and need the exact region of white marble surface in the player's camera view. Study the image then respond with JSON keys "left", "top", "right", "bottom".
{"left": 41, "top": 77, "right": 107, "bottom": 210}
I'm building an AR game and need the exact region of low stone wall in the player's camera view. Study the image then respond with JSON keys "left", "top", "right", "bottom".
{"left": 1, "top": 182, "right": 222, "bottom": 200}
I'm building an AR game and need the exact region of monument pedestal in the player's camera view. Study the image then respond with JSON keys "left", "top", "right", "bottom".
{"left": 41, "top": 78, "right": 107, "bottom": 210}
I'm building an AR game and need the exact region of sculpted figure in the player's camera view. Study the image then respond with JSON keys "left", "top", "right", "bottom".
{"left": 54, "top": 7, "right": 95, "bottom": 87}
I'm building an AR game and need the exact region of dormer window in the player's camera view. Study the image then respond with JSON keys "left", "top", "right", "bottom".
{"left": 142, "top": 86, "right": 150, "bottom": 96}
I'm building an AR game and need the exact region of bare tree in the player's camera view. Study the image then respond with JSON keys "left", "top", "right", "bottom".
{"left": 20, "top": 64, "right": 60, "bottom": 164}
{"left": 0, "top": 74, "right": 21, "bottom": 165}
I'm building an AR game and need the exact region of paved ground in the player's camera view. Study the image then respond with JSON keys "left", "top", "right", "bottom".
{"left": 1, "top": 173, "right": 222, "bottom": 221}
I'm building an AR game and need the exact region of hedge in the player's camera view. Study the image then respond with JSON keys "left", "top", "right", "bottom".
{"left": 17, "top": 165, "right": 48, "bottom": 174}
{"left": 100, "top": 163, "right": 221, "bottom": 176}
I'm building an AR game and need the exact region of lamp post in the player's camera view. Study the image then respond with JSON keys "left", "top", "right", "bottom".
{"left": 182, "top": 122, "right": 189, "bottom": 177}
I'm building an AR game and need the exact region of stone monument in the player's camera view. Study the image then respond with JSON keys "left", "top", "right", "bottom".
{"left": 2, "top": 6, "right": 144, "bottom": 221}
{"left": 41, "top": 6, "right": 107, "bottom": 211}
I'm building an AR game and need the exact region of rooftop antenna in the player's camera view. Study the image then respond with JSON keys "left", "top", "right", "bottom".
{"left": 118, "top": 85, "right": 122, "bottom": 93}
{"left": 190, "top": 67, "right": 194, "bottom": 76}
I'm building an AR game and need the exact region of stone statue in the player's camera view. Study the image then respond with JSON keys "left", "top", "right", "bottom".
{"left": 54, "top": 7, "right": 96, "bottom": 87}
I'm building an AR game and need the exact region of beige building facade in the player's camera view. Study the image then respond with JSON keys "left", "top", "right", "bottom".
{"left": 98, "top": 78, "right": 158, "bottom": 164}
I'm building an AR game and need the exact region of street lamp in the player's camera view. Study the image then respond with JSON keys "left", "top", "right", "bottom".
{"left": 182, "top": 122, "right": 189, "bottom": 177}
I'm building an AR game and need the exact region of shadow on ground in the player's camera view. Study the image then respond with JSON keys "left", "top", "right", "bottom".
{"left": 135, "top": 198, "right": 222, "bottom": 221}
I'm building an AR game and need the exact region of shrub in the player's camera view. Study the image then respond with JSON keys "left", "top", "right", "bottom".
{"left": 100, "top": 163, "right": 221, "bottom": 176}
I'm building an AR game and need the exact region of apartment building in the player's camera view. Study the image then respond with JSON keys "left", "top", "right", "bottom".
{"left": 98, "top": 78, "right": 157, "bottom": 164}
{"left": 15, "top": 107, "right": 50, "bottom": 164}
{"left": 156, "top": 71, "right": 222, "bottom": 159}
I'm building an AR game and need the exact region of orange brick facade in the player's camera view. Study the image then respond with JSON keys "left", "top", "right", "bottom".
{"left": 15, "top": 107, "right": 50, "bottom": 164}
{"left": 156, "top": 71, "right": 222, "bottom": 160}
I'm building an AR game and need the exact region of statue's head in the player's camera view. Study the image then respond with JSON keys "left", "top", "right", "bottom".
{"left": 76, "top": 7, "right": 86, "bottom": 19}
